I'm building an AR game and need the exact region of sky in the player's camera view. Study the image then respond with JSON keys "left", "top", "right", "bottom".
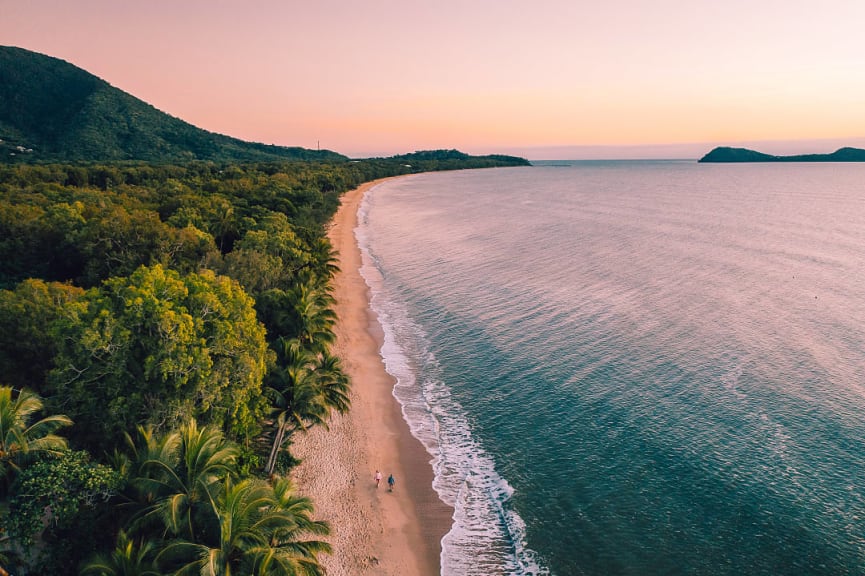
{"left": 3, "top": 0, "right": 865, "bottom": 159}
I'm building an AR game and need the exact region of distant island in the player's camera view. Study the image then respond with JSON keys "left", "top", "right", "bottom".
{"left": 699, "top": 146, "right": 865, "bottom": 163}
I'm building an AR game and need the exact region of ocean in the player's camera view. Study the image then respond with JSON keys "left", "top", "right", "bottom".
{"left": 355, "top": 161, "right": 865, "bottom": 576}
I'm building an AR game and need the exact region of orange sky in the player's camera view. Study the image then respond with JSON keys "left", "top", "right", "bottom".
{"left": 3, "top": 0, "right": 865, "bottom": 158}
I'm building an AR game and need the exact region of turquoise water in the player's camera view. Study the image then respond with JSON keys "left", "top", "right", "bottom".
{"left": 356, "top": 162, "right": 865, "bottom": 575}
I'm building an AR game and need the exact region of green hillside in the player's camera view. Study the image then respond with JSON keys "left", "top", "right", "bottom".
{"left": 0, "top": 46, "right": 345, "bottom": 163}
{"left": 699, "top": 146, "right": 865, "bottom": 163}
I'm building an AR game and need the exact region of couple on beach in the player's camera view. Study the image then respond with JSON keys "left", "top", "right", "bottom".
{"left": 375, "top": 469, "right": 395, "bottom": 491}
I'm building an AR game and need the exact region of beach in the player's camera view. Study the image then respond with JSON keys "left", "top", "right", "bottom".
{"left": 291, "top": 178, "right": 453, "bottom": 576}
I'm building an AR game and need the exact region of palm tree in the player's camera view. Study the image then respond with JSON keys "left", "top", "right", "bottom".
{"left": 82, "top": 531, "right": 161, "bottom": 576}
{"left": 115, "top": 424, "right": 167, "bottom": 533}
{"left": 263, "top": 340, "right": 352, "bottom": 476}
{"left": 267, "top": 476, "right": 331, "bottom": 570}
{"left": 264, "top": 340, "right": 323, "bottom": 476}
{"left": 305, "top": 237, "right": 340, "bottom": 281}
{"left": 289, "top": 282, "right": 337, "bottom": 354}
{"left": 313, "top": 352, "right": 351, "bottom": 417}
{"left": 0, "top": 386, "right": 72, "bottom": 493}
{"left": 159, "top": 477, "right": 330, "bottom": 576}
{"left": 211, "top": 200, "right": 237, "bottom": 254}
{"left": 129, "top": 419, "right": 239, "bottom": 538}
{"left": 256, "top": 279, "right": 336, "bottom": 348}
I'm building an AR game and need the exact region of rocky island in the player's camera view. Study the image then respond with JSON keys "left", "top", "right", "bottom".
{"left": 699, "top": 146, "right": 865, "bottom": 163}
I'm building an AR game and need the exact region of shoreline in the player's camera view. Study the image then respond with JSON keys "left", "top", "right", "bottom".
{"left": 291, "top": 177, "right": 453, "bottom": 576}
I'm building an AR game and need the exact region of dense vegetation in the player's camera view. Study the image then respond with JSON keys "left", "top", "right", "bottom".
{"left": 0, "top": 152, "right": 528, "bottom": 574}
{"left": 0, "top": 46, "right": 345, "bottom": 163}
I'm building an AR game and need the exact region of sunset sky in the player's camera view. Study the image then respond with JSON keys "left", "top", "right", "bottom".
{"left": 3, "top": 0, "right": 864, "bottom": 159}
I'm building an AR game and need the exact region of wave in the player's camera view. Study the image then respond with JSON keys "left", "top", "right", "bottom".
{"left": 356, "top": 186, "right": 549, "bottom": 576}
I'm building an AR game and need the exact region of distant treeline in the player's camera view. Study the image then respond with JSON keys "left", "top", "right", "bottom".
{"left": 0, "top": 153, "right": 527, "bottom": 575}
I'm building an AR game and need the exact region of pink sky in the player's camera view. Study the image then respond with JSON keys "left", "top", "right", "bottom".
{"left": 3, "top": 0, "right": 865, "bottom": 159}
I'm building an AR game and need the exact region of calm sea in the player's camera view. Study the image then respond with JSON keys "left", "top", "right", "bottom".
{"left": 355, "top": 162, "right": 865, "bottom": 576}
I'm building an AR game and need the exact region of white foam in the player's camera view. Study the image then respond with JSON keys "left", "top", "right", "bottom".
{"left": 355, "top": 187, "right": 549, "bottom": 575}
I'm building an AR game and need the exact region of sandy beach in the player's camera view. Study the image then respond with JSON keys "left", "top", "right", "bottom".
{"left": 291, "top": 178, "right": 453, "bottom": 576}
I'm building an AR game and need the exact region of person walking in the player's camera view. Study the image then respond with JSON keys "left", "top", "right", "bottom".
{"left": 387, "top": 473, "right": 395, "bottom": 492}
{"left": 375, "top": 470, "right": 382, "bottom": 488}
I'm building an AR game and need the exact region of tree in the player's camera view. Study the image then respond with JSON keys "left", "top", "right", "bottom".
{"left": 267, "top": 477, "right": 331, "bottom": 572}
{"left": 0, "top": 386, "right": 74, "bottom": 575}
{"left": 0, "top": 280, "right": 84, "bottom": 393}
{"left": 255, "top": 278, "right": 336, "bottom": 347}
{"left": 313, "top": 352, "right": 350, "bottom": 417}
{"left": 114, "top": 422, "right": 329, "bottom": 575}
{"left": 264, "top": 342, "right": 322, "bottom": 477}
{"left": 158, "top": 477, "right": 330, "bottom": 576}
{"left": 82, "top": 531, "right": 161, "bottom": 576}
{"left": 0, "top": 197, "right": 89, "bottom": 285}
{"left": 161, "top": 224, "right": 220, "bottom": 276}
{"left": 304, "top": 237, "right": 340, "bottom": 282}
{"left": 73, "top": 204, "right": 172, "bottom": 287}
{"left": 48, "top": 265, "right": 269, "bottom": 450}
{"left": 263, "top": 340, "right": 350, "bottom": 476}
{"left": 6, "top": 450, "right": 122, "bottom": 553}
{"left": 211, "top": 199, "right": 237, "bottom": 254}
{"left": 125, "top": 420, "right": 239, "bottom": 540}
{"left": 290, "top": 282, "right": 337, "bottom": 354}
{"left": 0, "top": 386, "right": 72, "bottom": 495}
{"left": 219, "top": 212, "right": 312, "bottom": 295}
{"left": 183, "top": 268, "right": 271, "bottom": 439}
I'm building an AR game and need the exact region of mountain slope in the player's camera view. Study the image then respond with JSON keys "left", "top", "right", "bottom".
{"left": 0, "top": 46, "right": 345, "bottom": 163}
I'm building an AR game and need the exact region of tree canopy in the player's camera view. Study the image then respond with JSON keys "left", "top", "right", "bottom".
{"left": 47, "top": 264, "right": 269, "bottom": 450}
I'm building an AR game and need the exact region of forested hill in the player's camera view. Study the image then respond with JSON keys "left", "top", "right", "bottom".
{"left": 0, "top": 46, "right": 346, "bottom": 163}
{"left": 699, "top": 146, "right": 865, "bottom": 163}
{"left": 386, "top": 148, "right": 531, "bottom": 168}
